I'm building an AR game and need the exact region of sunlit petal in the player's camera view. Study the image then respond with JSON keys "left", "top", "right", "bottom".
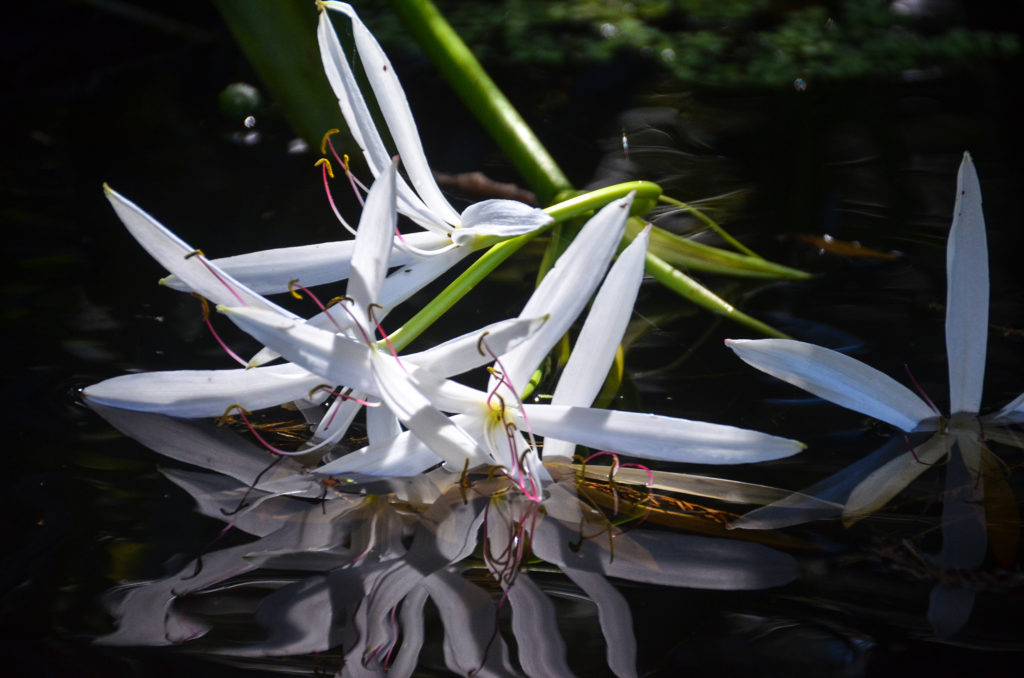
{"left": 946, "top": 152, "right": 988, "bottom": 414}
{"left": 726, "top": 338, "right": 935, "bottom": 432}
{"left": 316, "top": 8, "right": 446, "bottom": 232}
{"left": 545, "top": 226, "right": 650, "bottom": 458}
{"left": 453, "top": 199, "right": 553, "bottom": 245}
{"left": 404, "top": 316, "right": 547, "bottom": 377}
{"left": 524, "top": 405, "right": 805, "bottom": 464}
{"left": 498, "top": 193, "right": 633, "bottom": 394}
{"left": 83, "top": 364, "right": 326, "bottom": 418}
{"left": 218, "top": 305, "right": 375, "bottom": 392}
{"left": 103, "top": 185, "right": 295, "bottom": 318}
{"left": 346, "top": 159, "right": 397, "bottom": 324}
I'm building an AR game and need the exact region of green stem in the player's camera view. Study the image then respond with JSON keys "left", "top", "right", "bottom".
{"left": 659, "top": 195, "right": 760, "bottom": 258}
{"left": 386, "top": 0, "right": 572, "bottom": 204}
{"left": 642, "top": 249, "right": 791, "bottom": 339}
{"left": 388, "top": 182, "right": 658, "bottom": 351}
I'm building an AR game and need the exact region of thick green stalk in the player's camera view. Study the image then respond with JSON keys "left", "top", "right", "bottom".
{"left": 385, "top": 0, "right": 572, "bottom": 205}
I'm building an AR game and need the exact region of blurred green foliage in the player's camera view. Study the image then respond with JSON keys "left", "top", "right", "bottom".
{"left": 363, "top": 0, "right": 1017, "bottom": 89}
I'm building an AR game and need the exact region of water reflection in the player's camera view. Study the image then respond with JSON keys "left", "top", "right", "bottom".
{"left": 91, "top": 404, "right": 799, "bottom": 677}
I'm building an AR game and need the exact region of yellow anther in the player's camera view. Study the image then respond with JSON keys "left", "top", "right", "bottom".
{"left": 190, "top": 292, "right": 211, "bottom": 322}
{"left": 342, "top": 153, "right": 351, "bottom": 171}
{"left": 476, "top": 331, "right": 491, "bottom": 356}
{"left": 320, "top": 128, "right": 340, "bottom": 154}
{"left": 184, "top": 249, "right": 204, "bottom": 260}
{"left": 288, "top": 279, "right": 303, "bottom": 300}
{"left": 326, "top": 295, "right": 350, "bottom": 308}
{"left": 315, "top": 157, "right": 334, "bottom": 179}
{"left": 315, "top": 0, "right": 328, "bottom": 13}
{"left": 216, "top": 403, "right": 251, "bottom": 426}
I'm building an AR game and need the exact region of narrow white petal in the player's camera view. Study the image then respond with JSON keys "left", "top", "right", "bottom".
{"left": 328, "top": 3, "right": 462, "bottom": 227}
{"left": 160, "top": 231, "right": 449, "bottom": 294}
{"left": 523, "top": 405, "right": 805, "bottom": 465}
{"left": 103, "top": 185, "right": 295, "bottom": 320}
{"left": 315, "top": 428, "right": 441, "bottom": 478}
{"left": 366, "top": 399, "right": 401, "bottom": 444}
{"left": 404, "top": 316, "right": 548, "bottom": 377}
{"left": 346, "top": 159, "right": 397, "bottom": 320}
{"left": 83, "top": 364, "right": 325, "bottom": 418}
{"left": 371, "top": 353, "right": 489, "bottom": 469}
{"left": 498, "top": 193, "right": 634, "bottom": 394}
{"left": 316, "top": 8, "right": 447, "bottom": 232}
{"left": 246, "top": 245, "right": 468, "bottom": 368}
{"left": 844, "top": 432, "right": 950, "bottom": 520}
{"left": 946, "top": 152, "right": 988, "bottom": 414}
{"left": 989, "top": 390, "right": 1024, "bottom": 423}
{"left": 218, "top": 306, "right": 375, "bottom": 393}
{"left": 545, "top": 227, "right": 649, "bottom": 459}
{"left": 726, "top": 338, "right": 935, "bottom": 432}
{"left": 452, "top": 199, "right": 553, "bottom": 245}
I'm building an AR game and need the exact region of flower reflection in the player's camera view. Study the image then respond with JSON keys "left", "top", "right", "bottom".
{"left": 92, "top": 407, "right": 797, "bottom": 677}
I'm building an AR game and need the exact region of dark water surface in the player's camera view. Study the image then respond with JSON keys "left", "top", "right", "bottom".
{"left": 4, "top": 2, "right": 1024, "bottom": 676}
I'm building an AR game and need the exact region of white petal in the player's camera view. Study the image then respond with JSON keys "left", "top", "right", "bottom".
{"left": 246, "top": 244, "right": 468, "bottom": 367}
{"left": 83, "top": 364, "right": 325, "bottom": 418}
{"left": 404, "top": 316, "right": 548, "bottom": 377}
{"left": 371, "top": 353, "right": 489, "bottom": 469}
{"left": 316, "top": 6, "right": 451, "bottom": 233}
{"left": 946, "top": 152, "right": 988, "bottom": 414}
{"left": 990, "top": 390, "right": 1024, "bottom": 423}
{"left": 523, "top": 405, "right": 805, "bottom": 465}
{"left": 103, "top": 185, "right": 295, "bottom": 318}
{"left": 366, "top": 398, "right": 401, "bottom": 444}
{"left": 160, "top": 231, "right": 450, "bottom": 294}
{"left": 498, "top": 193, "right": 634, "bottom": 394}
{"left": 218, "top": 306, "right": 375, "bottom": 393}
{"left": 726, "top": 338, "right": 935, "bottom": 432}
{"left": 844, "top": 432, "right": 950, "bottom": 520}
{"left": 452, "top": 199, "right": 553, "bottom": 245}
{"left": 545, "top": 226, "right": 650, "bottom": 459}
{"left": 346, "top": 159, "right": 397, "bottom": 321}
{"left": 928, "top": 584, "right": 975, "bottom": 639}
{"left": 327, "top": 3, "right": 462, "bottom": 227}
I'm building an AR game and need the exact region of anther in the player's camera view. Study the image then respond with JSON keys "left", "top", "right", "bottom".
{"left": 320, "top": 129, "right": 340, "bottom": 155}
{"left": 315, "top": 157, "right": 335, "bottom": 179}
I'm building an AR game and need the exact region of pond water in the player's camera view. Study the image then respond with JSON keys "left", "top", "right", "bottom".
{"left": 4, "top": 2, "right": 1024, "bottom": 677}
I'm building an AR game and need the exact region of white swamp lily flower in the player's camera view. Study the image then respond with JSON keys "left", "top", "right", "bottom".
{"left": 227, "top": 193, "right": 805, "bottom": 496}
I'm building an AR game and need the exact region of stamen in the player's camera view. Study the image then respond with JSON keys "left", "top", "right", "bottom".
{"left": 322, "top": 130, "right": 367, "bottom": 205}
{"left": 290, "top": 280, "right": 353, "bottom": 335}
{"left": 315, "top": 157, "right": 358, "bottom": 236}
{"left": 904, "top": 364, "right": 942, "bottom": 416}
{"left": 185, "top": 249, "right": 247, "bottom": 306}
{"left": 192, "top": 293, "right": 247, "bottom": 367}
{"left": 368, "top": 303, "right": 401, "bottom": 362}
{"left": 308, "top": 384, "right": 378, "bottom": 408}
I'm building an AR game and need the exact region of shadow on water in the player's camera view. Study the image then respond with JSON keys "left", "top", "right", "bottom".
{"left": 3, "top": 1, "right": 1024, "bottom": 676}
